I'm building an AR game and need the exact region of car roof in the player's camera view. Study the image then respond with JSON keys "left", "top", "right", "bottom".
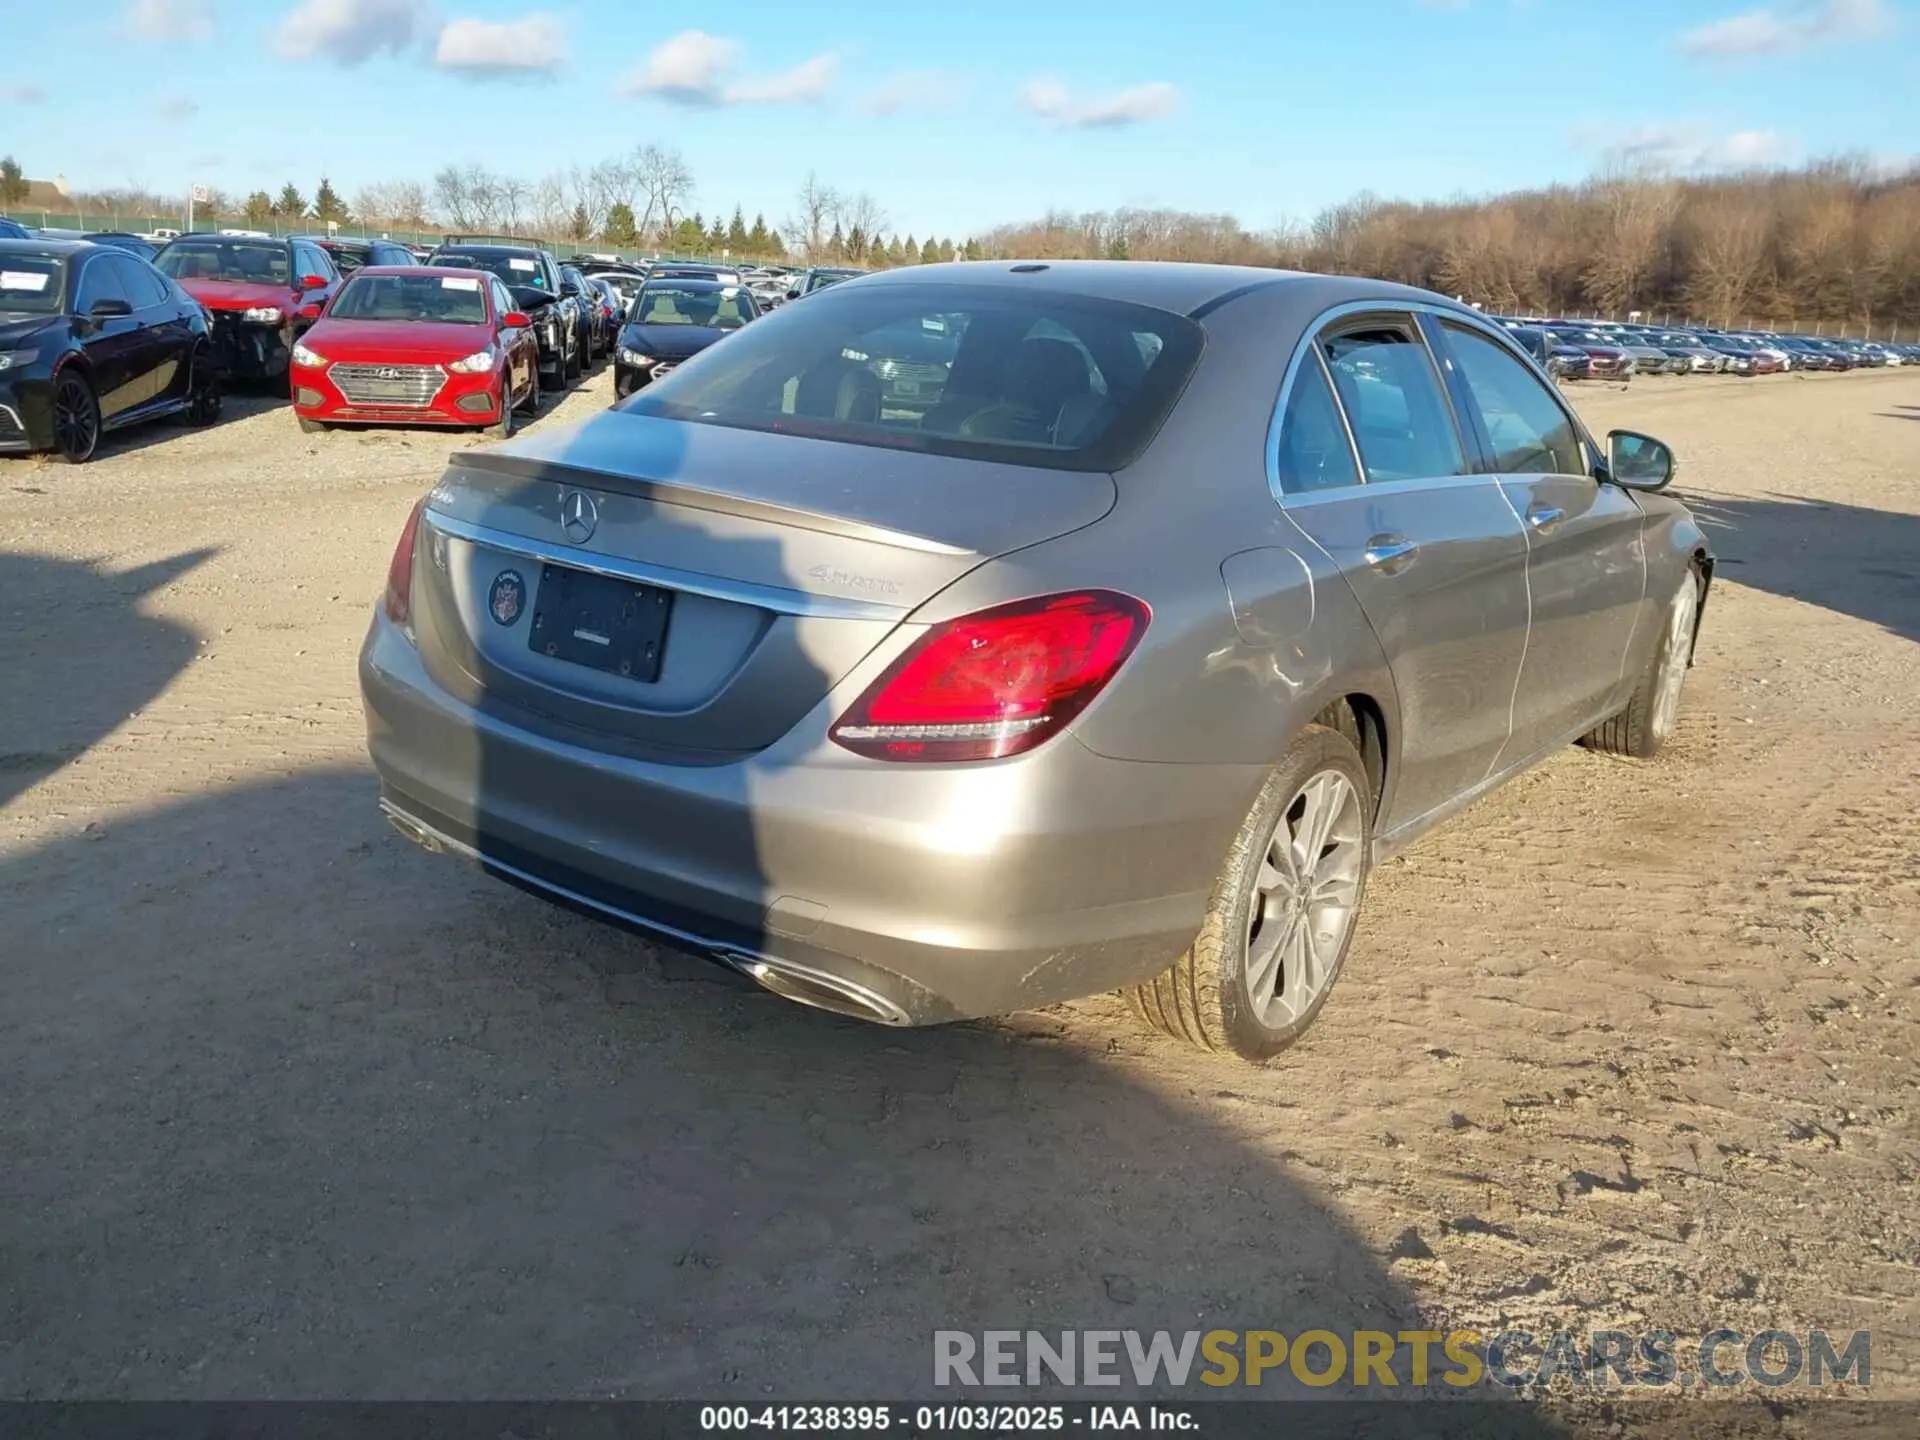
{"left": 638, "top": 276, "right": 734, "bottom": 292}
{"left": 433, "top": 241, "right": 543, "bottom": 256}
{"left": 853, "top": 259, "right": 1468, "bottom": 320}
{"left": 0, "top": 236, "right": 91, "bottom": 258}
{"left": 351, "top": 265, "right": 494, "bottom": 280}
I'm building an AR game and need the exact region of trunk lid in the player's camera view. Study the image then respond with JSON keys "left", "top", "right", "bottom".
{"left": 410, "top": 409, "right": 1116, "bottom": 760}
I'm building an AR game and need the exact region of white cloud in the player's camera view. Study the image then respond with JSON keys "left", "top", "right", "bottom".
{"left": 621, "top": 30, "right": 735, "bottom": 103}
{"left": 619, "top": 30, "right": 835, "bottom": 106}
{"left": 0, "top": 82, "right": 46, "bottom": 104}
{"left": 724, "top": 53, "right": 836, "bottom": 104}
{"left": 864, "top": 70, "right": 968, "bottom": 116}
{"left": 1677, "top": 0, "right": 1890, "bottom": 57}
{"left": 1022, "top": 77, "right": 1179, "bottom": 129}
{"left": 434, "top": 13, "right": 567, "bottom": 77}
{"left": 155, "top": 95, "right": 200, "bottom": 120}
{"left": 121, "top": 0, "right": 212, "bottom": 40}
{"left": 1573, "top": 121, "right": 1798, "bottom": 171}
{"left": 275, "top": 0, "right": 427, "bottom": 65}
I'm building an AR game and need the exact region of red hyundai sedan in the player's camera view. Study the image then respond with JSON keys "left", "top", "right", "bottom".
{"left": 290, "top": 266, "right": 540, "bottom": 436}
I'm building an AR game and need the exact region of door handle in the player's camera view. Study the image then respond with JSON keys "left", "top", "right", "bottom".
{"left": 1363, "top": 534, "right": 1419, "bottom": 574}
{"left": 1527, "top": 504, "right": 1565, "bottom": 533}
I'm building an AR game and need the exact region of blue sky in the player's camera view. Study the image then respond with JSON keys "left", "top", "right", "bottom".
{"left": 1, "top": 0, "right": 1914, "bottom": 239}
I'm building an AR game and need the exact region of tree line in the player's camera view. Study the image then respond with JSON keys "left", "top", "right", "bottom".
{"left": 972, "top": 157, "right": 1920, "bottom": 329}
{"left": 12, "top": 148, "right": 1917, "bottom": 326}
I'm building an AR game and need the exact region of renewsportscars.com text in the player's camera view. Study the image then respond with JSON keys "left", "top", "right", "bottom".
{"left": 934, "top": 1329, "right": 1870, "bottom": 1390}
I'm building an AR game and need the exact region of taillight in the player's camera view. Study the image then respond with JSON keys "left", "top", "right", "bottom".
{"left": 383, "top": 496, "right": 427, "bottom": 626}
{"left": 830, "top": 590, "right": 1149, "bottom": 762}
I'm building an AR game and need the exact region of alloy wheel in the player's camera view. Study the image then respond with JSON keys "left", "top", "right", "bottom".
{"left": 1244, "top": 770, "right": 1365, "bottom": 1028}
{"left": 53, "top": 374, "right": 99, "bottom": 462}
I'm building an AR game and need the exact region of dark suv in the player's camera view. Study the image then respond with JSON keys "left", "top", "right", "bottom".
{"left": 298, "top": 236, "right": 423, "bottom": 274}
{"left": 424, "top": 235, "right": 586, "bottom": 389}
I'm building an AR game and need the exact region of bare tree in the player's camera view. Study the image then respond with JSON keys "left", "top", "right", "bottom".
{"left": 634, "top": 145, "right": 693, "bottom": 245}
{"left": 786, "top": 172, "right": 839, "bottom": 260}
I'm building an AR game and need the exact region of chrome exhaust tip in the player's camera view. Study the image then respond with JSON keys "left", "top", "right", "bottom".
{"left": 716, "top": 950, "right": 912, "bottom": 1026}
{"left": 380, "top": 802, "right": 444, "bottom": 855}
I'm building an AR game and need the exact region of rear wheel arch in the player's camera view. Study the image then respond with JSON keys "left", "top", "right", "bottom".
{"left": 1315, "top": 692, "right": 1389, "bottom": 822}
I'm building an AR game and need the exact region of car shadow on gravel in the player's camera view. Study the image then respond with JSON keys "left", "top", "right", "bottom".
{"left": 0, "top": 548, "right": 212, "bottom": 809}
{"left": 0, "top": 759, "right": 1555, "bottom": 1429}
{"left": 1678, "top": 486, "right": 1920, "bottom": 644}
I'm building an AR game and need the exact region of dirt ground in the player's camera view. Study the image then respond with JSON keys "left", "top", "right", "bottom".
{"left": 2, "top": 363, "right": 1917, "bottom": 1416}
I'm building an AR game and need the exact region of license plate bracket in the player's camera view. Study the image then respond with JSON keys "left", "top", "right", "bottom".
{"left": 529, "top": 563, "right": 673, "bottom": 683}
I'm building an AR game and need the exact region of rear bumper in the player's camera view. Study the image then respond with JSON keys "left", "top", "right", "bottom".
{"left": 359, "top": 614, "right": 1256, "bottom": 1025}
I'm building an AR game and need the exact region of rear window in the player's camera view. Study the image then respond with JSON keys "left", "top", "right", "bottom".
{"left": 329, "top": 272, "right": 489, "bottom": 324}
{"left": 620, "top": 282, "right": 1203, "bottom": 471}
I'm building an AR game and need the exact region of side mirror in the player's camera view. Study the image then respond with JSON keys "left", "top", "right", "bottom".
{"left": 500, "top": 311, "right": 530, "bottom": 329}
{"left": 88, "top": 298, "right": 134, "bottom": 319}
{"left": 1606, "top": 429, "right": 1676, "bottom": 491}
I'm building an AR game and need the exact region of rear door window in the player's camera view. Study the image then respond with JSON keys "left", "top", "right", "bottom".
{"left": 1318, "top": 321, "right": 1466, "bottom": 483}
{"left": 1274, "top": 354, "right": 1362, "bottom": 495}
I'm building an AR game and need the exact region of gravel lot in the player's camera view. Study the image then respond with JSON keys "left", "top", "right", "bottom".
{"left": 2, "top": 363, "right": 1917, "bottom": 1411}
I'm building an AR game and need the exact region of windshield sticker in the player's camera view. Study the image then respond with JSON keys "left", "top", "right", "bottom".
{"left": 440, "top": 277, "right": 481, "bottom": 291}
{"left": 1, "top": 270, "right": 51, "bottom": 292}
{"left": 508, "top": 258, "right": 537, "bottom": 273}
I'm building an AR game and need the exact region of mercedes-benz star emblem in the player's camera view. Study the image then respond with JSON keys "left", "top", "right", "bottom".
{"left": 559, "top": 490, "right": 598, "bottom": 544}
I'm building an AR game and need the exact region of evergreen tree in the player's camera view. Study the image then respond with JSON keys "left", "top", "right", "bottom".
{"left": 902, "top": 235, "right": 919, "bottom": 265}
{"left": 886, "top": 236, "right": 903, "bottom": 265}
{"left": 708, "top": 216, "right": 728, "bottom": 250}
{"left": 274, "top": 182, "right": 307, "bottom": 218}
{"left": 1106, "top": 234, "right": 1131, "bottom": 261}
{"left": 726, "top": 206, "right": 749, "bottom": 251}
{"left": 243, "top": 190, "right": 274, "bottom": 225}
{"left": 921, "top": 236, "right": 943, "bottom": 263}
{"left": 827, "top": 221, "right": 845, "bottom": 259}
{"left": 0, "top": 155, "right": 26, "bottom": 206}
{"left": 846, "top": 223, "right": 868, "bottom": 261}
{"left": 312, "top": 177, "right": 348, "bottom": 224}
{"left": 603, "top": 202, "right": 638, "bottom": 246}
{"left": 746, "top": 212, "right": 771, "bottom": 253}
{"left": 963, "top": 238, "right": 983, "bottom": 261}
{"left": 569, "top": 202, "right": 591, "bottom": 241}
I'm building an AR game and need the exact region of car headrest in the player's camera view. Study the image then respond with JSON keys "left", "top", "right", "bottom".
{"left": 1004, "top": 336, "right": 1092, "bottom": 410}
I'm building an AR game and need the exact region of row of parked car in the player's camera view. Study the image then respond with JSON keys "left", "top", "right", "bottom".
{"left": 0, "top": 220, "right": 871, "bottom": 459}
{"left": 1500, "top": 316, "right": 1912, "bottom": 380}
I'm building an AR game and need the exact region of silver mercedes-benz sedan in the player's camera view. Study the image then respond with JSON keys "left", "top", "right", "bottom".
{"left": 361, "top": 261, "right": 1713, "bottom": 1061}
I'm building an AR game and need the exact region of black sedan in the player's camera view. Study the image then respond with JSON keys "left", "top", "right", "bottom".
{"left": 0, "top": 238, "right": 221, "bottom": 463}
{"left": 612, "top": 277, "right": 758, "bottom": 398}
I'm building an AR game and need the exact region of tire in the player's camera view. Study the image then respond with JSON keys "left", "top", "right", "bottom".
{"left": 51, "top": 368, "right": 100, "bottom": 463}
{"left": 297, "top": 414, "right": 326, "bottom": 435}
{"left": 488, "top": 382, "right": 514, "bottom": 439}
{"left": 564, "top": 321, "right": 583, "bottom": 380}
{"left": 1126, "top": 718, "right": 1372, "bottom": 1062}
{"left": 1582, "top": 567, "right": 1700, "bottom": 760}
